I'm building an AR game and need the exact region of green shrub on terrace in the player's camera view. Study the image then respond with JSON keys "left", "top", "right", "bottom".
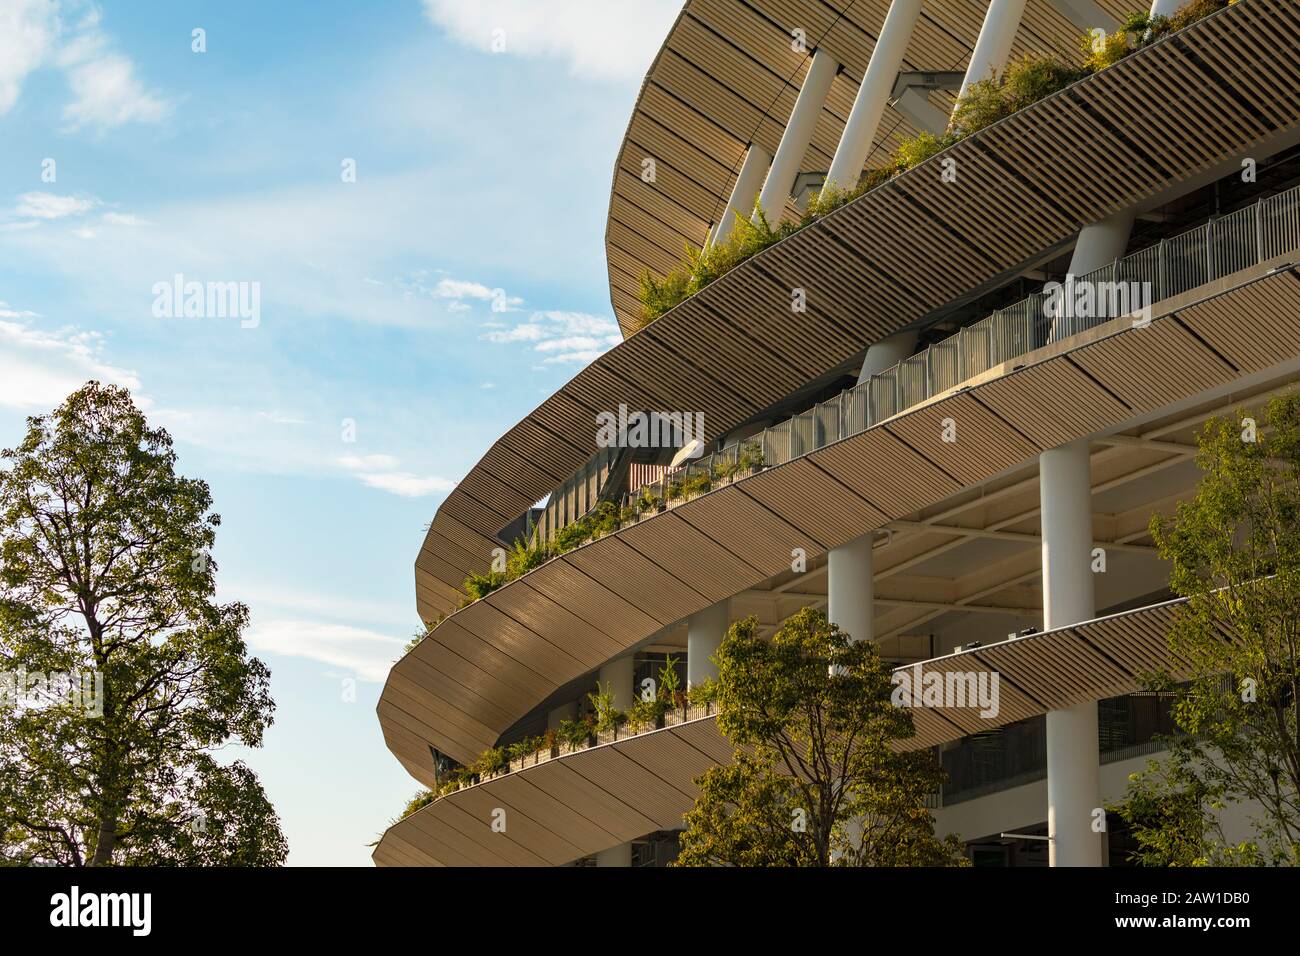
{"left": 949, "top": 54, "right": 1087, "bottom": 137}
{"left": 636, "top": 204, "right": 797, "bottom": 326}
{"left": 1080, "top": 1, "right": 1236, "bottom": 73}
{"left": 1158, "top": 0, "right": 1237, "bottom": 36}
{"left": 461, "top": 568, "right": 507, "bottom": 603}
{"left": 506, "top": 531, "right": 548, "bottom": 578}
{"left": 588, "top": 681, "right": 628, "bottom": 734}
{"left": 506, "top": 735, "right": 546, "bottom": 766}
{"left": 557, "top": 715, "right": 595, "bottom": 749}
{"left": 401, "top": 789, "right": 437, "bottom": 818}
{"left": 1080, "top": 19, "right": 1140, "bottom": 72}
{"left": 472, "top": 746, "right": 511, "bottom": 779}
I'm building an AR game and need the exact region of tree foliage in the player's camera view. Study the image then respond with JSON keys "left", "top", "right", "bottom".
{"left": 675, "top": 609, "right": 966, "bottom": 867}
{"left": 0, "top": 382, "right": 285, "bottom": 866}
{"left": 1112, "top": 394, "right": 1300, "bottom": 865}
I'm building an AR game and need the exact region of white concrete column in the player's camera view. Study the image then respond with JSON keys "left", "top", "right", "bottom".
{"left": 855, "top": 329, "right": 919, "bottom": 385}
{"left": 1148, "top": 0, "right": 1182, "bottom": 18}
{"left": 827, "top": 532, "right": 873, "bottom": 644}
{"left": 823, "top": 0, "right": 924, "bottom": 195}
{"left": 595, "top": 654, "right": 636, "bottom": 867}
{"left": 957, "top": 0, "right": 1028, "bottom": 104}
{"left": 1039, "top": 440, "right": 1103, "bottom": 867}
{"left": 1049, "top": 209, "right": 1135, "bottom": 343}
{"left": 687, "top": 601, "right": 729, "bottom": 687}
{"left": 756, "top": 49, "right": 839, "bottom": 221}
{"left": 598, "top": 654, "right": 635, "bottom": 710}
{"left": 712, "top": 144, "right": 772, "bottom": 246}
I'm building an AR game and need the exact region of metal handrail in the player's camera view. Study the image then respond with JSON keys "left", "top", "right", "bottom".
{"left": 613, "top": 184, "right": 1300, "bottom": 515}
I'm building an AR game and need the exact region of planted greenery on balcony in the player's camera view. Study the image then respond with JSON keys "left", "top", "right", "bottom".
{"left": 400, "top": 657, "right": 721, "bottom": 807}
{"left": 449, "top": 441, "right": 765, "bottom": 607}
{"left": 633, "top": 0, "right": 1240, "bottom": 328}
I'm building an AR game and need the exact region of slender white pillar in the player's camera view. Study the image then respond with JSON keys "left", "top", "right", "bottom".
{"left": 827, "top": 532, "right": 873, "bottom": 644}
{"left": 595, "top": 654, "right": 636, "bottom": 867}
{"left": 957, "top": 0, "right": 1028, "bottom": 104}
{"left": 822, "top": 0, "right": 924, "bottom": 195}
{"left": 598, "top": 654, "right": 635, "bottom": 710}
{"left": 1040, "top": 440, "right": 1103, "bottom": 867}
{"left": 756, "top": 49, "right": 839, "bottom": 221}
{"left": 855, "top": 329, "right": 919, "bottom": 385}
{"left": 712, "top": 144, "right": 772, "bottom": 245}
{"left": 827, "top": 533, "right": 875, "bottom": 860}
{"left": 1148, "top": 0, "right": 1182, "bottom": 18}
{"left": 1048, "top": 210, "right": 1135, "bottom": 343}
{"left": 687, "top": 601, "right": 729, "bottom": 687}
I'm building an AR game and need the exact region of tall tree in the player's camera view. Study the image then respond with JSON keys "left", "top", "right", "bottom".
{"left": 675, "top": 609, "right": 966, "bottom": 867}
{"left": 1112, "top": 393, "right": 1300, "bottom": 866}
{"left": 0, "top": 382, "right": 286, "bottom": 866}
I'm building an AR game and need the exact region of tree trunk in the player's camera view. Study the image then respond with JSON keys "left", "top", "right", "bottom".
{"left": 90, "top": 815, "right": 117, "bottom": 866}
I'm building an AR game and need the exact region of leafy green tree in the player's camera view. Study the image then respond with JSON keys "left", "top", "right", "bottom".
{"left": 0, "top": 382, "right": 285, "bottom": 866}
{"left": 1112, "top": 394, "right": 1300, "bottom": 866}
{"left": 675, "top": 609, "right": 966, "bottom": 867}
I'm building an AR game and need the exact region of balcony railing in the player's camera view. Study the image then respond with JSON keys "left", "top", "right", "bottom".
{"left": 620, "top": 183, "right": 1300, "bottom": 515}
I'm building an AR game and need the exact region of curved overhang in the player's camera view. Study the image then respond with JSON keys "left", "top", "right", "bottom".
{"left": 417, "top": 0, "right": 1300, "bottom": 624}
{"left": 373, "top": 595, "right": 1203, "bottom": 866}
{"left": 603, "top": 0, "right": 1140, "bottom": 336}
{"left": 386, "top": 263, "right": 1300, "bottom": 774}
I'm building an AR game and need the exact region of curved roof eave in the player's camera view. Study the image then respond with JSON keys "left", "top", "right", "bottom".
{"left": 416, "top": 0, "right": 1298, "bottom": 624}
{"left": 602, "top": 0, "right": 1138, "bottom": 336}
{"left": 389, "top": 264, "right": 1300, "bottom": 771}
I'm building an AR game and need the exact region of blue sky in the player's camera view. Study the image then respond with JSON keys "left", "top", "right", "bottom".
{"left": 0, "top": 0, "right": 681, "bottom": 865}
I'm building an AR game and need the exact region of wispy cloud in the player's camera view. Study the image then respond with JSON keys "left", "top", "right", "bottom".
{"left": 13, "top": 191, "right": 98, "bottom": 220}
{"left": 244, "top": 619, "right": 406, "bottom": 683}
{"left": 0, "top": 0, "right": 170, "bottom": 130}
{"left": 62, "top": 51, "right": 171, "bottom": 130}
{"left": 434, "top": 276, "right": 522, "bottom": 312}
{"left": 0, "top": 0, "right": 58, "bottom": 114}
{"left": 338, "top": 454, "right": 454, "bottom": 498}
{"left": 483, "top": 309, "right": 621, "bottom": 363}
{"left": 0, "top": 311, "right": 141, "bottom": 409}
{"left": 421, "top": 0, "right": 680, "bottom": 82}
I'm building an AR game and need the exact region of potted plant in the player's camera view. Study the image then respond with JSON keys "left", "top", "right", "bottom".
{"left": 589, "top": 681, "right": 628, "bottom": 741}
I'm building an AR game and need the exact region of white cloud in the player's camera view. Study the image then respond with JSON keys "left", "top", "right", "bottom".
{"left": 244, "top": 619, "right": 405, "bottom": 683}
{"left": 434, "top": 276, "right": 523, "bottom": 312}
{"left": 0, "top": 0, "right": 58, "bottom": 115}
{"left": 0, "top": 1, "right": 170, "bottom": 129}
{"left": 483, "top": 322, "right": 544, "bottom": 343}
{"left": 0, "top": 301, "right": 38, "bottom": 319}
{"left": 62, "top": 51, "right": 170, "bottom": 130}
{"left": 483, "top": 309, "right": 622, "bottom": 363}
{"left": 337, "top": 454, "right": 453, "bottom": 498}
{"left": 101, "top": 211, "right": 147, "bottom": 226}
{"left": 354, "top": 471, "right": 455, "bottom": 497}
{"left": 421, "top": 0, "right": 681, "bottom": 82}
{"left": 0, "top": 314, "right": 141, "bottom": 409}
{"left": 14, "top": 191, "right": 97, "bottom": 220}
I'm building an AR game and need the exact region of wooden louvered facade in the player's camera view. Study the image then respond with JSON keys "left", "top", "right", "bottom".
{"left": 417, "top": 0, "right": 1300, "bottom": 625}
